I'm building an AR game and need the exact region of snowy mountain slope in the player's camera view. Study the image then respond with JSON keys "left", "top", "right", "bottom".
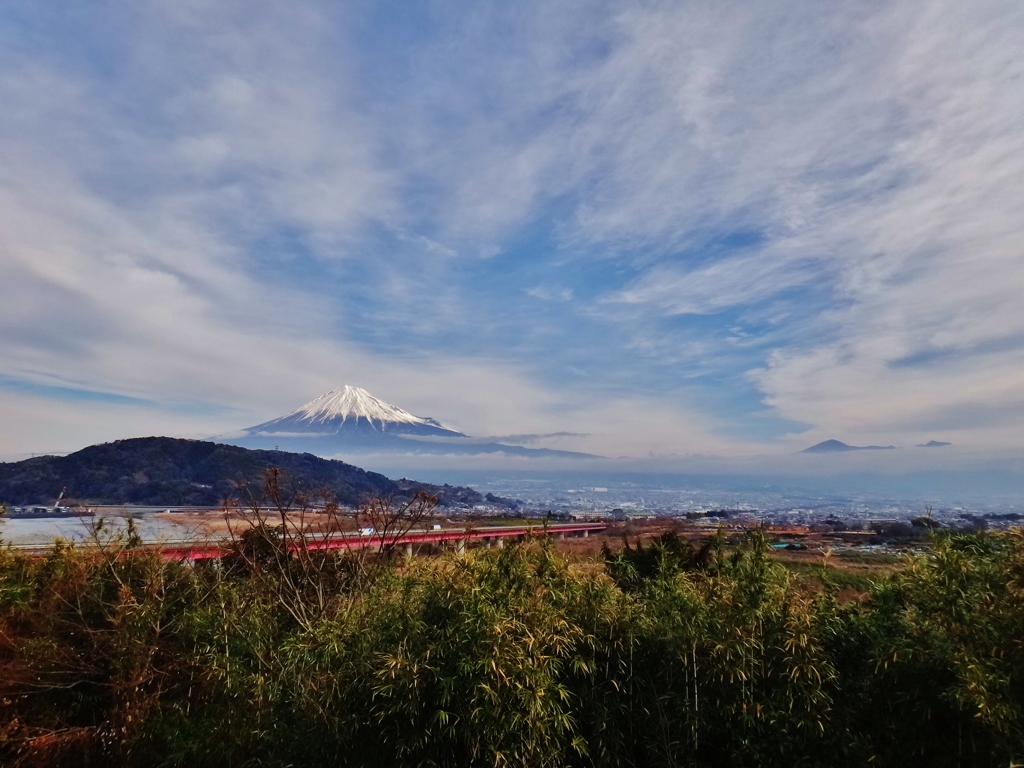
{"left": 297, "top": 386, "right": 455, "bottom": 429}
{"left": 224, "top": 386, "right": 597, "bottom": 459}
{"left": 246, "top": 386, "right": 465, "bottom": 439}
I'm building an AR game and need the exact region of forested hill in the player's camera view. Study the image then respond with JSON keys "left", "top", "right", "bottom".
{"left": 0, "top": 437, "right": 491, "bottom": 508}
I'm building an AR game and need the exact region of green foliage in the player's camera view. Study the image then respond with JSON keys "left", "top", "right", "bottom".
{"left": 1, "top": 528, "right": 1023, "bottom": 766}
{"left": 602, "top": 530, "right": 712, "bottom": 590}
{"left": 0, "top": 436, "right": 487, "bottom": 507}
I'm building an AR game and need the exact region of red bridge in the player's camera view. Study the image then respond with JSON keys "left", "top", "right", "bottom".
{"left": 158, "top": 522, "right": 607, "bottom": 561}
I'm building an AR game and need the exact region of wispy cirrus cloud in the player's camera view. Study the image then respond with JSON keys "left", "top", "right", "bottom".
{"left": 608, "top": 254, "right": 820, "bottom": 317}
{"left": 1, "top": 0, "right": 1023, "bottom": 464}
{"left": 527, "top": 286, "right": 574, "bottom": 302}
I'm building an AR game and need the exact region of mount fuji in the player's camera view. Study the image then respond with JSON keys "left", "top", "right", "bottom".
{"left": 223, "top": 386, "right": 596, "bottom": 459}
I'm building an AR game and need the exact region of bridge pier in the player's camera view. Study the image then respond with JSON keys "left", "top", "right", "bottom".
{"left": 404, "top": 542, "right": 414, "bottom": 559}
{"left": 456, "top": 539, "right": 466, "bottom": 555}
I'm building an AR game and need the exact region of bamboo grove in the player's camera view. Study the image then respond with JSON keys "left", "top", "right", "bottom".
{"left": 1, "top": 516, "right": 1023, "bottom": 766}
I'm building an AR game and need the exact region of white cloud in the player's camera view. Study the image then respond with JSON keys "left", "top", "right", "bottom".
{"left": 746, "top": 0, "right": 1024, "bottom": 444}
{"left": 526, "top": 285, "right": 573, "bottom": 302}
{"left": 417, "top": 0, "right": 1024, "bottom": 448}
{"left": 610, "top": 254, "right": 818, "bottom": 316}
{"left": 0, "top": 0, "right": 394, "bottom": 423}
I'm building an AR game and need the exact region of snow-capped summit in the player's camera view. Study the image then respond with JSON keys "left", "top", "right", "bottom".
{"left": 224, "top": 385, "right": 596, "bottom": 460}
{"left": 245, "top": 385, "right": 466, "bottom": 439}
{"left": 290, "top": 385, "right": 456, "bottom": 432}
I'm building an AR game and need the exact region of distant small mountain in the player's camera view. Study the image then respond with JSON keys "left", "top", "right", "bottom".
{"left": 0, "top": 437, "right": 506, "bottom": 508}
{"left": 917, "top": 440, "right": 952, "bottom": 448}
{"left": 225, "top": 385, "right": 597, "bottom": 459}
{"left": 799, "top": 439, "right": 897, "bottom": 454}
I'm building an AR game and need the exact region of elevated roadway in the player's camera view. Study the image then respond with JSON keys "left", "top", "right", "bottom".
{"left": 157, "top": 522, "right": 607, "bottom": 561}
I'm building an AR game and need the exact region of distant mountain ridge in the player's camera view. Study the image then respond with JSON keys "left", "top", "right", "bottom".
{"left": 226, "top": 385, "right": 597, "bottom": 459}
{"left": 0, "top": 437, "right": 504, "bottom": 508}
{"left": 799, "top": 439, "right": 896, "bottom": 454}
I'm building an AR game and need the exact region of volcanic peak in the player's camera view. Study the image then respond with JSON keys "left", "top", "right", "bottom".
{"left": 799, "top": 439, "right": 897, "bottom": 454}
{"left": 290, "top": 385, "right": 453, "bottom": 431}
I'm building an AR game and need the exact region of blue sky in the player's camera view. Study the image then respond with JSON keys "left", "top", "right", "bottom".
{"left": 1, "top": 0, "right": 1024, "bottom": 462}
